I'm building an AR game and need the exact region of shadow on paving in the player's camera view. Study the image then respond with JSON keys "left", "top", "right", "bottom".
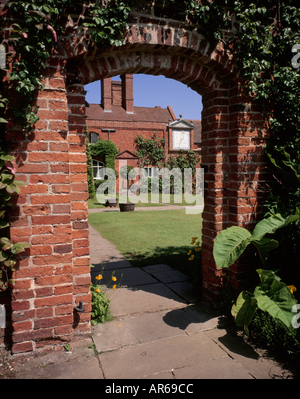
{"left": 89, "top": 225, "right": 299, "bottom": 379}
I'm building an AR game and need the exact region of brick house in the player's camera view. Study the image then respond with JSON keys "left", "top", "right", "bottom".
{"left": 85, "top": 74, "right": 201, "bottom": 191}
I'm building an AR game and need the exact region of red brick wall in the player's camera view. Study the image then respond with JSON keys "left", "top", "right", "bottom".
{"left": 1, "top": 7, "right": 271, "bottom": 352}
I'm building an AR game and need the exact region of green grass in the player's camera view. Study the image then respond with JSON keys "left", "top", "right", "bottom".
{"left": 88, "top": 193, "right": 200, "bottom": 209}
{"left": 88, "top": 209, "right": 202, "bottom": 282}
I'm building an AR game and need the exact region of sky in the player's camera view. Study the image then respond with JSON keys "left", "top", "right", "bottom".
{"left": 84, "top": 74, "right": 203, "bottom": 121}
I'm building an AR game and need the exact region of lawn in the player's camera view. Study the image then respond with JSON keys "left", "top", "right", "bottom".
{"left": 88, "top": 193, "right": 200, "bottom": 209}
{"left": 88, "top": 209, "right": 202, "bottom": 283}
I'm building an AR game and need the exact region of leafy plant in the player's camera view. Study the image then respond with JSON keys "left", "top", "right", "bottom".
{"left": 90, "top": 283, "right": 112, "bottom": 325}
{"left": 0, "top": 153, "right": 30, "bottom": 291}
{"left": 213, "top": 213, "right": 299, "bottom": 333}
{"left": 213, "top": 213, "right": 300, "bottom": 270}
{"left": 231, "top": 269, "right": 297, "bottom": 333}
{"left": 90, "top": 139, "right": 119, "bottom": 175}
{"left": 90, "top": 264, "right": 122, "bottom": 325}
{"left": 82, "top": 0, "right": 131, "bottom": 49}
{"left": 134, "top": 133, "right": 166, "bottom": 168}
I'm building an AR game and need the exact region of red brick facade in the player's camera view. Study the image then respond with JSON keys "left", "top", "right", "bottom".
{"left": 1, "top": 2, "right": 270, "bottom": 353}
{"left": 86, "top": 74, "right": 201, "bottom": 190}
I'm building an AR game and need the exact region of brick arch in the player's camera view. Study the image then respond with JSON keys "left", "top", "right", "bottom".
{"left": 2, "top": 9, "right": 270, "bottom": 353}
{"left": 65, "top": 22, "right": 269, "bottom": 306}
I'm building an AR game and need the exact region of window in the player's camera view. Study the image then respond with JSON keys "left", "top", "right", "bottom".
{"left": 89, "top": 132, "right": 99, "bottom": 144}
{"left": 172, "top": 129, "right": 190, "bottom": 150}
{"left": 144, "top": 167, "right": 159, "bottom": 179}
{"left": 92, "top": 160, "right": 105, "bottom": 179}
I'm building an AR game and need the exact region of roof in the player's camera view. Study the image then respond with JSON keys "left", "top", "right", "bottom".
{"left": 86, "top": 104, "right": 176, "bottom": 124}
{"left": 168, "top": 119, "right": 195, "bottom": 129}
{"left": 189, "top": 119, "right": 202, "bottom": 143}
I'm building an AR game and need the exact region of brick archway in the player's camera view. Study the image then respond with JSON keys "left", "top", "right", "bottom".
{"left": 65, "top": 20, "right": 269, "bottom": 304}
{"left": 2, "top": 11, "right": 270, "bottom": 353}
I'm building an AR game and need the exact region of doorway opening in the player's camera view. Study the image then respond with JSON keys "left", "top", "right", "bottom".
{"left": 84, "top": 73, "right": 204, "bottom": 292}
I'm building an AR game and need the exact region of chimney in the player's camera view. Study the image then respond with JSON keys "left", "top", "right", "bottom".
{"left": 101, "top": 74, "right": 134, "bottom": 113}
{"left": 111, "top": 80, "right": 122, "bottom": 106}
{"left": 101, "top": 78, "right": 112, "bottom": 112}
{"left": 121, "top": 74, "right": 134, "bottom": 113}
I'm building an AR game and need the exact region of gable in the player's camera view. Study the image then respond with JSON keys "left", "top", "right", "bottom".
{"left": 168, "top": 119, "right": 195, "bottom": 129}
{"left": 116, "top": 150, "right": 139, "bottom": 159}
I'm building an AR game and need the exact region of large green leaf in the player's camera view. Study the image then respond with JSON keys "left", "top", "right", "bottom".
{"left": 254, "top": 270, "right": 297, "bottom": 329}
{"left": 213, "top": 226, "right": 252, "bottom": 269}
{"left": 251, "top": 214, "right": 285, "bottom": 241}
{"left": 231, "top": 290, "right": 257, "bottom": 328}
{"left": 252, "top": 238, "right": 279, "bottom": 266}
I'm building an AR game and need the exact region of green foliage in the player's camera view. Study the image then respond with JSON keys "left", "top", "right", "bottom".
{"left": 134, "top": 134, "right": 200, "bottom": 194}
{"left": 231, "top": 269, "right": 297, "bottom": 333}
{"left": 213, "top": 214, "right": 299, "bottom": 338}
{"left": 134, "top": 134, "right": 166, "bottom": 168}
{"left": 90, "top": 264, "right": 122, "bottom": 325}
{"left": 90, "top": 283, "right": 111, "bottom": 325}
{"left": 0, "top": 152, "right": 30, "bottom": 291}
{"left": 6, "top": 0, "right": 74, "bottom": 129}
{"left": 90, "top": 139, "right": 119, "bottom": 194}
{"left": 4, "top": 0, "right": 132, "bottom": 131}
{"left": 90, "top": 139, "right": 119, "bottom": 172}
{"left": 213, "top": 213, "right": 299, "bottom": 269}
{"left": 82, "top": 0, "right": 131, "bottom": 49}
{"left": 250, "top": 308, "right": 300, "bottom": 360}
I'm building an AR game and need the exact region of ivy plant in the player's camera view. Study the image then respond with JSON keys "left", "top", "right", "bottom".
{"left": 0, "top": 153, "right": 30, "bottom": 291}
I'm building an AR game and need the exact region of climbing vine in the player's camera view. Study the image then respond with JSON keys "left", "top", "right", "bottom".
{"left": 0, "top": 152, "right": 30, "bottom": 291}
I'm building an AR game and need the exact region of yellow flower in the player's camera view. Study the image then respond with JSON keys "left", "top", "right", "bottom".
{"left": 191, "top": 236, "right": 198, "bottom": 245}
{"left": 113, "top": 284, "right": 117, "bottom": 290}
{"left": 195, "top": 241, "right": 200, "bottom": 247}
{"left": 112, "top": 276, "right": 117, "bottom": 282}
{"left": 95, "top": 288, "right": 100, "bottom": 293}
{"left": 187, "top": 250, "right": 192, "bottom": 255}
{"left": 188, "top": 255, "right": 195, "bottom": 261}
{"left": 195, "top": 246, "right": 201, "bottom": 252}
{"left": 288, "top": 285, "right": 297, "bottom": 294}
{"left": 95, "top": 275, "right": 103, "bottom": 280}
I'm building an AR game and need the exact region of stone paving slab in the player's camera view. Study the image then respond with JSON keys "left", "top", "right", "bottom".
{"left": 91, "top": 266, "right": 158, "bottom": 287}
{"left": 99, "top": 333, "right": 227, "bottom": 379}
{"left": 119, "top": 311, "right": 188, "bottom": 344}
{"left": 166, "top": 281, "right": 202, "bottom": 303}
{"left": 172, "top": 356, "right": 253, "bottom": 379}
{"left": 108, "top": 283, "right": 187, "bottom": 317}
{"left": 13, "top": 338, "right": 103, "bottom": 380}
{"left": 148, "top": 269, "right": 189, "bottom": 284}
{"left": 141, "top": 264, "right": 173, "bottom": 273}
{"left": 93, "top": 320, "right": 140, "bottom": 352}
{"left": 204, "top": 327, "right": 294, "bottom": 379}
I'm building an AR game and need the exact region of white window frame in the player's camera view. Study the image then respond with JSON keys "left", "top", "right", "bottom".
{"left": 89, "top": 132, "right": 99, "bottom": 144}
{"left": 144, "top": 167, "right": 159, "bottom": 179}
{"left": 92, "top": 160, "right": 105, "bottom": 180}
